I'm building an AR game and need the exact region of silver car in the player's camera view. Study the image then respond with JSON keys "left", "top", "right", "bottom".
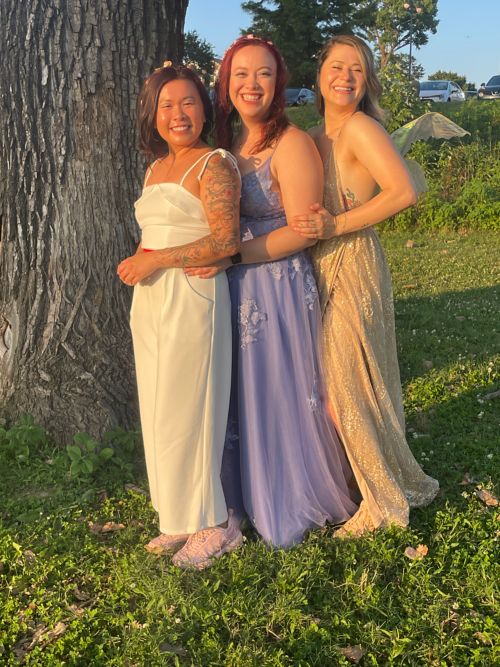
{"left": 285, "top": 87, "right": 315, "bottom": 106}
{"left": 419, "top": 80, "right": 466, "bottom": 103}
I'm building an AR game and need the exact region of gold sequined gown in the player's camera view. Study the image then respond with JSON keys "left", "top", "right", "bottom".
{"left": 311, "top": 147, "right": 439, "bottom": 534}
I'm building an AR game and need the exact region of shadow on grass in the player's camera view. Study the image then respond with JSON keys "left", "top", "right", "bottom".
{"left": 394, "top": 284, "right": 499, "bottom": 384}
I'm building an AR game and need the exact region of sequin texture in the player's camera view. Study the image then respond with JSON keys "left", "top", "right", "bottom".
{"left": 310, "top": 145, "right": 439, "bottom": 533}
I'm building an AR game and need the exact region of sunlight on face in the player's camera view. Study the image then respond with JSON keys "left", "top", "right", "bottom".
{"left": 155, "top": 79, "right": 206, "bottom": 148}
{"left": 320, "top": 43, "right": 366, "bottom": 111}
{"left": 229, "top": 45, "right": 277, "bottom": 123}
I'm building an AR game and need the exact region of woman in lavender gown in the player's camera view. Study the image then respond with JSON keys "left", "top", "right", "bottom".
{"left": 187, "top": 36, "right": 357, "bottom": 548}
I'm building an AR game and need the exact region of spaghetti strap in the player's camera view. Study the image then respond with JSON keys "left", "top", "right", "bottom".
{"left": 144, "top": 159, "right": 160, "bottom": 188}
{"left": 180, "top": 149, "right": 241, "bottom": 186}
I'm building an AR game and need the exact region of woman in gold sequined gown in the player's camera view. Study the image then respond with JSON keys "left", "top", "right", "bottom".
{"left": 292, "top": 35, "right": 439, "bottom": 535}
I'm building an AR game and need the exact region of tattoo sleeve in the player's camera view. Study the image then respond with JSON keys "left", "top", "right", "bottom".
{"left": 155, "top": 154, "right": 241, "bottom": 268}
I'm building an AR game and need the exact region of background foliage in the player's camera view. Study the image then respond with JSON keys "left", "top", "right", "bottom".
{"left": 365, "top": 0, "right": 438, "bottom": 69}
{"left": 183, "top": 30, "right": 217, "bottom": 86}
{"left": 241, "top": 0, "right": 376, "bottom": 86}
{"left": 240, "top": 0, "right": 439, "bottom": 85}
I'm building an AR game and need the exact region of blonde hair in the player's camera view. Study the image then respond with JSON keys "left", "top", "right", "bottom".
{"left": 316, "top": 35, "right": 385, "bottom": 124}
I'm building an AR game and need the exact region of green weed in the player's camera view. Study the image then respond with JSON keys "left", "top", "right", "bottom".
{"left": 0, "top": 231, "right": 498, "bottom": 665}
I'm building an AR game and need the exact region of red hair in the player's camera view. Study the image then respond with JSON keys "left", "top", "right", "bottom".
{"left": 215, "top": 36, "right": 290, "bottom": 154}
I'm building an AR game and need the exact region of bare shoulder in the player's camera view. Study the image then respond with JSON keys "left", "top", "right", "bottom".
{"left": 343, "top": 112, "right": 390, "bottom": 144}
{"left": 274, "top": 126, "right": 318, "bottom": 164}
{"left": 271, "top": 126, "right": 322, "bottom": 195}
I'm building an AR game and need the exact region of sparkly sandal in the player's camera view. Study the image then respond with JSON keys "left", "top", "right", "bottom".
{"left": 172, "top": 523, "right": 243, "bottom": 570}
{"left": 144, "top": 533, "right": 190, "bottom": 554}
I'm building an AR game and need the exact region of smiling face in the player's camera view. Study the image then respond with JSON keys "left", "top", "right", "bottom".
{"left": 229, "top": 45, "right": 277, "bottom": 124}
{"left": 319, "top": 43, "right": 366, "bottom": 112}
{"left": 155, "top": 78, "right": 205, "bottom": 149}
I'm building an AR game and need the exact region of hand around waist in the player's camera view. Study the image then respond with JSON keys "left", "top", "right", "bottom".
{"left": 184, "top": 258, "right": 231, "bottom": 280}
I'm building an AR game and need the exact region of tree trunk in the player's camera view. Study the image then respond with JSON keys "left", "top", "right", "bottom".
{"left": 0, "top": 0, "right": 189, "bottom": 441}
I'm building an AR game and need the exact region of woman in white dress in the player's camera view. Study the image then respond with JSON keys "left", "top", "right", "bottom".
{"left": 117, "top": 63, "right": 242, "bottom": 569}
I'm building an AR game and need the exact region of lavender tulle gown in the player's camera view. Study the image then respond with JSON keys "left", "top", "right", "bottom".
{"left": 221, "top": 155, "right": 358, "bottom": 548}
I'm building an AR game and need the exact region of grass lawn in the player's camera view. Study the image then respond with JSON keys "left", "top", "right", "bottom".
{"left": 0, "top": 231, "right": 499, "bottom": 666}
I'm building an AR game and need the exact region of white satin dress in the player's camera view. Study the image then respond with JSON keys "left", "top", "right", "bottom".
{"left": 130, "top": 150, "right": 236, "bottom": 534}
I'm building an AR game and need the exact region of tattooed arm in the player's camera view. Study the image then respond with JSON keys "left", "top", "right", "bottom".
{"left": 117, "top": 153, "right": 240, "bottom": 285}
{"left": 185, "top": 130, "right": 323, "bottom": 279}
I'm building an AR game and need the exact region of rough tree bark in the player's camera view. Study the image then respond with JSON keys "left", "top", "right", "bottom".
{"left": 0, "top": 0, "right": 189, "bottom": 440}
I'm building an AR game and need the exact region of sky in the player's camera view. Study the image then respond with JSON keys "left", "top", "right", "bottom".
{"left": 185, "top": 0, "right": 500, "bottom": 88}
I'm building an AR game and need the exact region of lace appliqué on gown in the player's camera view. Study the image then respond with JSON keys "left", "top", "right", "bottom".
{"left": 266, "top": 261, "right": 284, "bottom": 280}
{"left": 239, "top": 298, "right": 268, "bottom": 350}
{"left": 303, "top": 269, "right": 319, "bottom": 310}
{"left": 307, "top": 373, "right": 321, "bottom": 413}
{"left": 221, "top": 154, "right": 357, "bottom": 547}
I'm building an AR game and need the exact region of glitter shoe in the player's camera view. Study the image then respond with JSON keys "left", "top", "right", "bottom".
{"left": 144, "top": 533, "right": 190, "bottom": 554}
{"left": 172, "top": 522, "right": 243, "bottom": 570}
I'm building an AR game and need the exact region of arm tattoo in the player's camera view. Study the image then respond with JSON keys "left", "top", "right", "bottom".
{"left": 156, "top": 154, "right": 240, "bottom": 268}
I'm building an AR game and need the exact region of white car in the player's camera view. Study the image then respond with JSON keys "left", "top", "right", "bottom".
{"left": 419, "top": 80, "right": 466, "bottom": 103}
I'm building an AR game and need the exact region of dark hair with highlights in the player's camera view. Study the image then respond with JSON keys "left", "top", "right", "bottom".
{"left": 316, "top": 35, "right": 385, "bottom": 124}
{"left": 215, "top": 36, "right": 290, "bottom": 154}
{"left": 136, "top": 64, "right": 213, "bottom": 159}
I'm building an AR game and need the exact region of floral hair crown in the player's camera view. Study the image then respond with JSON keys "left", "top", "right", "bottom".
{"left": 154, "top": 59, "right": 173, "bottom": 72}
{"left": 152, "top": 59, "right": 201, "bottom": 75}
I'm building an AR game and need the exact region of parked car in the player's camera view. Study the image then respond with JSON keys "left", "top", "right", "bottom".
{"left": 464, "top": 89, "right": 477, "bottom": 99}
{"left": 285, "top": 87, "right": 315, "bottom": 106}
{"left": 477, "top": 75, "right": 500, "bottom": 100}
{"left": 419, "top": 80, "right": 466, "bottom": 103}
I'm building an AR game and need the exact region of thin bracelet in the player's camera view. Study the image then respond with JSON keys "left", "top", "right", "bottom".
{"left": 338, "top": 211, "right": 347, "bottom": 236}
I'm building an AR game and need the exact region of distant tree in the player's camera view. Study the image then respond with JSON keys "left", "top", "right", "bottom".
{"left": 428, "top": 70, "right": 467, "bottom": 89}
{"left": 398, "top": 53, "right": 424, "bottom": 81}
{"left": 379, "top": 54, "right": 428, "bottom": 132}
{"left": 241, "top": 0, "right": 376, "bottom": 87}
{"left": 366, "top": 0, "right": 439, "bottom": 70}
{"left": 183, "top": 30, "right": 216, "bottom": 86}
